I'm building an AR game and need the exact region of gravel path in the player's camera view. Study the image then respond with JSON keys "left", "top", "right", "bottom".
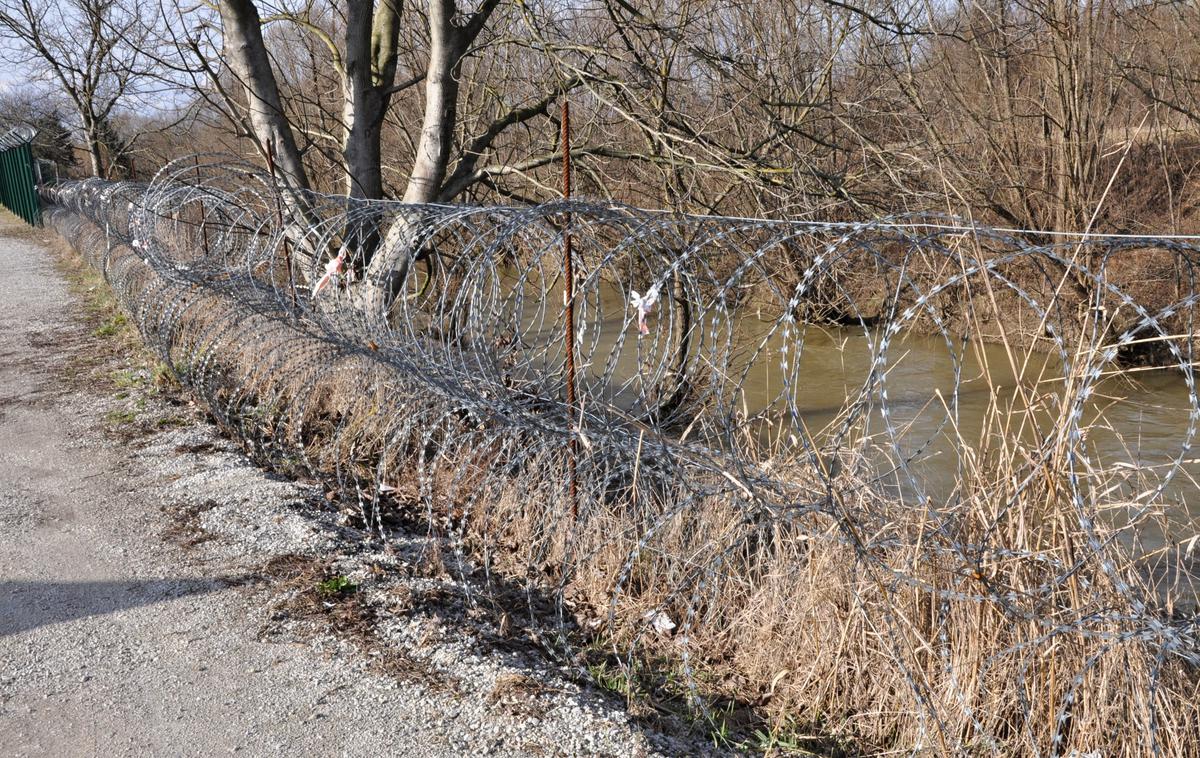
{"left": 0, "top": 217, "right": 715, "bottom": 757}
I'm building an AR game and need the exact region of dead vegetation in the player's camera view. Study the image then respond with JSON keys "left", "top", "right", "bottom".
{"left": 487, "top": 673, "right": 553, "bottom": 720}
{"left": 256, "top": 553, "right": 460, "bottom": 694}
{"left": 161, "top": 499, "right": 220, "bottom": 549}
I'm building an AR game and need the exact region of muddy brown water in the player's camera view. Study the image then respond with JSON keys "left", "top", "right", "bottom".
{"left": 476, "top": 272, "right": 1200, "bottom": 554}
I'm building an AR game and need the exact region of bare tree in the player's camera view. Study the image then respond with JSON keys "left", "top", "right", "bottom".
{"left": 208, "top": 0, "right": 514, "bottom": 205}
{"left": 0, "top": 0, "right": 150, "bottom": 177}
{"left": 0, "top": 88, "right": 79, "bottom": 172}
{"left": 877, "top": 0, "right": 1137, "bottom": 232}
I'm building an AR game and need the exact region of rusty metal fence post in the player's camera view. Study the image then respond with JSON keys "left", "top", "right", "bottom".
{"left": 561, "top": 98, "right": 579, "bottom": 519}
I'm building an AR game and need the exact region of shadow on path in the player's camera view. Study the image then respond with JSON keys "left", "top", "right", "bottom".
{"left": 0, "top": 577, "right": 243, "bottom": 637}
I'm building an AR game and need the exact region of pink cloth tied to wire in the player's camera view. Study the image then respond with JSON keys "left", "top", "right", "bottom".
{"left": 629, "top": 283, "right": 660, "bottom": 336}
{"left": 312, "top": 251, "right": 347, "bottom": 295}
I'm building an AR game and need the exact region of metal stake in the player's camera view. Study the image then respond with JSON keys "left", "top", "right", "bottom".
{"left": 562, "top": 98, "right": 579, "bottom": 520}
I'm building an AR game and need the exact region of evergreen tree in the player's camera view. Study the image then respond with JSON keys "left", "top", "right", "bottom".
{"left": 29, "top": 109, "right": 77, "bottom": 170}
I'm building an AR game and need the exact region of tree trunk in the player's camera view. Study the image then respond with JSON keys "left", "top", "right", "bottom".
{"left": 403, "top": 0, "right": 462, "bottom": 203}
{"left": 365, "top": 0, "right": 498, "bottom": 320}
{"left": 342, "top": 0, "right": 401, "bottom": 201}
{"left": 219, "top": 0, "right": 311, "bottom": 194}
{"left": 365, "top": 0, "right": 463, "bottom": 322}
{"left": 84, "top": 122, "right": 104, "bottom": 178}
{"left": 342, "top": 83, "right": 386, "bottom": 200}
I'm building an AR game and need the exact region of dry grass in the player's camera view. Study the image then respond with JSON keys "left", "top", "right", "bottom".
{"left": 161, "top": 499, "right": 220, "bottom": 548}
{"left": 487, "top": 673, "right": 553, "bottom": 719}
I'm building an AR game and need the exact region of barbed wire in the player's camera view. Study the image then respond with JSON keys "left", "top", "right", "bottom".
{"left": 41, "top": 156, "right": 1200, "bottom": 755}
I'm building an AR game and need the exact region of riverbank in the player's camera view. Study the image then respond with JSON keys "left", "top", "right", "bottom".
{"left": 812, "top": 232, "right": 1195, "bottom": 365}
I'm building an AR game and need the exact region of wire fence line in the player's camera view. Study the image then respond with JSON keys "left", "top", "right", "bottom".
{"left": 41, "top": 157, "right": 1200, "bottom": 755}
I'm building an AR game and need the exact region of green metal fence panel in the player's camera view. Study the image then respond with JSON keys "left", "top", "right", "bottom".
{"left": 0, "top": 126, "right": 42, "bottom": 227}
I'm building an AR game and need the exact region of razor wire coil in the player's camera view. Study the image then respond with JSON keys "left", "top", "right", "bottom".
{"left": 41, "top": 156, "right": 1200, "bottom": 756}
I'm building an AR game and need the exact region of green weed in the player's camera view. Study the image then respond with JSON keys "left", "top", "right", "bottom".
{"left": 105, "top": 408, "right": 137, "bottom": 425}
{"left": 585, "top": 659, "right": 648, "bottom": 701}
{"left": 152, "top": 362, "right": 181, "bottom": 390}
{"left": 112, "top": 368, "right": 144, "bottom": 388}
{"left": 93, "top": 312, "right": 127, "bottom": 337}
{"left": 316, "top": 575, "right": 358, "bottom": 598}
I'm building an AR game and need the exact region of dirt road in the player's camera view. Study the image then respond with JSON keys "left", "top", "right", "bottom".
{"left": 0, "top": 218, "right": 703, "bottom": 756}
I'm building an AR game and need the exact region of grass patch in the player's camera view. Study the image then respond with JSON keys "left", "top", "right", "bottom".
{"left": 152, "top": 362, "right": 182, "bottom": 391}
{"left": 46, "top": 230, "right": 143, "bottom": 362}
{"left": 316, "top": 575, "right": 358, "bottom": 598}
{"left": 111, "top": 368, "right": 144, "bottom": 388}
{"left": 43, "top": 229, "right": 194, "bottom": 443}
{"left": 586, "top": 658, "right": 644, "bottom": 700}
{"left": 104, "top": 408, "right": 137, "bottom": 426}
{"left": 744, "top": 721, "right": 827, "bottom": 756}
{"left": 92, "top": 312, "right": 127, "bottom": 337}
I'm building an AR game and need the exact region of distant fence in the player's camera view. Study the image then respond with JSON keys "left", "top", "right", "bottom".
{"left": 0, "top": 125, "right": 41, "bottom": 226}
{"left": 40, "top": 157, "right": 1200, "bottom": 755}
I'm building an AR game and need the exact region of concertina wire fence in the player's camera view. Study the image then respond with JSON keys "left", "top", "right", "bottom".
{"left": 39, "top": 156, "right": 1200, "bottom": 754}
